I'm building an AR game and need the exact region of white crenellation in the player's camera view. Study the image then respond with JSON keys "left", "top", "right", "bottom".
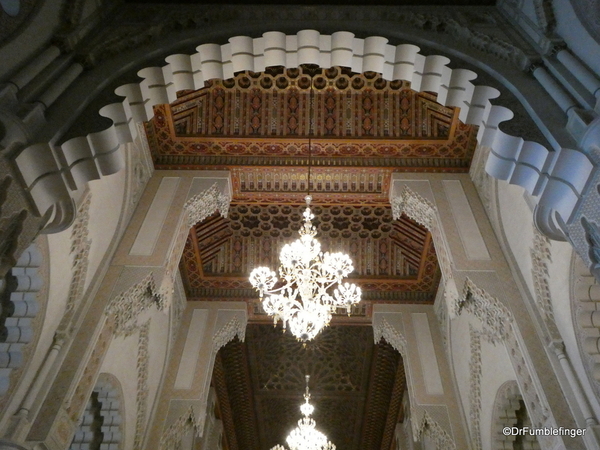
{"left": 14, "top": 30, "right": 563, "bottom": 239}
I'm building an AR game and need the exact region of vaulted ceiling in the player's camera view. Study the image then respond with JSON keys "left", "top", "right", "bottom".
{"left": 143, "top": 65, "right": 478, "bottom": 450}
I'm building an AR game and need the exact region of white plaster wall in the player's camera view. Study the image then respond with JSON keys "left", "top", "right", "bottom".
{"left": 548, "top": 242, "right": 600, "bottom": 419}
{"left": 480, "top": 339, "right": 514, "bottom": 450}
{"left": 449, "top": 312, "right": 475, "bottom": 439}
{"left": 100, "top": 307, "right": 170, "bottom": 450}
{"left": 84, "top": 168, "right": 127, "bottom": 293}
{"left": 450, "top": 308, "right": 517, "bottom": 450}
{"left": 496, "top": 181, "right": 536, "bottom": 296}
{"left": 0, "top": 159, "right": 128, "bottom": 432}
{"left": 101, "top": 331, "right": 139, "bottom": 450}
{"left": 554, "top": 0, "right": 600, "bottom": 76}
{"left": 495, "top": 178, "right": 600, "bottom": 421}
{"left": 145, "top": 307, "right": 171, "bottom": 439}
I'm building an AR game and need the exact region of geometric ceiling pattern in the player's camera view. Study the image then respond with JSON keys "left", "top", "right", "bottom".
{"left": 146, "top": 66, "right": 479, "bottom": 174}
{"left": 213, "top": 325, "right": 405, "bottom": 450}
{"left": 179, "top": 205, "right": 441, "bottom": 311}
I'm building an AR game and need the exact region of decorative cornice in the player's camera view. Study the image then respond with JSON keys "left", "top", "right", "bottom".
{"left": 390, "top": 186, "right": 435, "bottom": 230}
{"left": 105, "top": 273, "right": 166, "bottom": 337}
{"left": 530, "top": 229, "right": 561, "bottom": 341}
{"left": 212, "top": 315, "right": 246, "bottom": 354}
{"left": 390, "top": 184, "right": 454, "bottom": 285}
{"left": 159, "top": 406, "right": 200, "bottom": 450}
{"left": 456, "top": 277, "right": 513, "bottom": 345}
{"left": 57, "top": 191, "right": 92, "bottom": 337}
{"left": 373, "top": 317, "right": 408, "bottom": 356}
{"left": 184, "top": 183, "right": 231, "bottom": 229}
{"left": 413, "top": 409, "right": 457, "bottom": 450}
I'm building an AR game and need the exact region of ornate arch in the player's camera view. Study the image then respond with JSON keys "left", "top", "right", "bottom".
{"left": 455, "top": 278, "right": 562, "bottom": 450}
{"left": 373, "top": 317, "right": 457, "bottom": 450}
{"left": 13, "top": 30, "right": 563, "bottom": 237}
{"left": 69, "top": 373, "right": 125, "bottom": 450}
{"left": 490, "top": 380, "right": 540, "bottom": 450}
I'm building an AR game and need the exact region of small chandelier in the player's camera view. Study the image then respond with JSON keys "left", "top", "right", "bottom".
{"left": 270, "top": 376, "right": 336, "bottom": 450}
{"left": 249, "top": 195, "right": 362, "bottom": 341}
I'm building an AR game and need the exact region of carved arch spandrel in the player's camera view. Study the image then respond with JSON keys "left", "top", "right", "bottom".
{"left": 148, "top": 305, "right": 247, "bottom": 450}
{"left": 455, "top": 278, "right": 566, "bottom": 450}
{"left": 373, "top": 315, "right": 457, "bottom": 450}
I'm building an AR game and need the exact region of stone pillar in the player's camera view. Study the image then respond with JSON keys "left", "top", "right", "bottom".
{"left": 20, "top": 170, "right": 231, "bottom": 450}
{"left": 372, "top": 304, "right": 469, "bottom": 450}
{"left": 388, "top": 173, "right": 584, "bottom": 450}
{"left": 148, "top": 301, "right": 246, "bottom": 450}
{"left": 551, "top": 342, "right": 600, "bottom": 447}
{"left": 5, "top": 333, "right": 65, "bottom": 441}
{"left": 0, "top": 46, "right": 61, "bottom": 103}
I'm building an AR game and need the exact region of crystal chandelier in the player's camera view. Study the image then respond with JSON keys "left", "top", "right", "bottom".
{"left": 248, "top": 79, "right": 361, "bottom": 342}
{"left": 270, "top": 376, "right": 336, "bottom": 450}
{"left": 249, "top": 195, "right": 362, "bottom": 341}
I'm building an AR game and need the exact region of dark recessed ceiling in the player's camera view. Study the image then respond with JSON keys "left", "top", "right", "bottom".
{"left": 213, "top": 325, "right": 406, "bottom": 450}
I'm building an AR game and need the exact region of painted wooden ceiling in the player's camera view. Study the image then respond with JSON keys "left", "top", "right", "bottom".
{"left": 143, "top": 64, "right": 478, "bottom": 450}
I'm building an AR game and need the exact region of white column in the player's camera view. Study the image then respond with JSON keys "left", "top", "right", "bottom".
{"left": 551, "top": 342, "right": 597, "bottom": 428}
{"left": 18, "top": 334, "right": 64, "bottom": 416}
{"left": 9, "top": 46, "right": 61, "bottom": 90}
{"left": 532, "top": 65, "right": 579, "bottom": 114}
{"left": 556, "top": 50, "right": 600, "bottom": 99}
{"left": 37, "top": 63, "right": 83, "bottom": 109}
{"left": 6, "top": 333, "right": 65, "bottom": 441}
